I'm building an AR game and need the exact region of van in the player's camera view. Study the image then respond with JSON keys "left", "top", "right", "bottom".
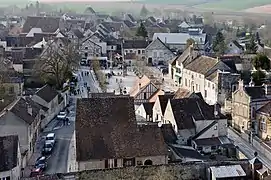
{"left": 45, "top": 133, "right": 55, "bottom": 146}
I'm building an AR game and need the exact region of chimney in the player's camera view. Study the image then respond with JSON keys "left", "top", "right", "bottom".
{"left": 214, "top": 103, "right": 221, "bottom": 118}
{"left": 27, "top": 104, "right": 32, "bottom": 116}
{"left": 238, "top": 80, "right": 244, "bottom": 90}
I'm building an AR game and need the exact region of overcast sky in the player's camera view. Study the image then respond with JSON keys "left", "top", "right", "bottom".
{"left": 39, "top": 0, "right": 131, "bottom": 2}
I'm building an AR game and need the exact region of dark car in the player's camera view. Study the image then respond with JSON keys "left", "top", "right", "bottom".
{"left": 42, "top": 142, "right": 54, "bottom": 156}
{"left": 35, "top": 156, "right": 47, "bottom": 170}
{"left": 30, "top": 167, "right": 44, "bottom": 177}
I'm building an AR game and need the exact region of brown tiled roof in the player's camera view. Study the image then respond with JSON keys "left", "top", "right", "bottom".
{"left": 185, "top": 56, "right": 218, "bottom": 75}
{"left": 257, "top": 101, "right": 271, "bottom": 115}
{"left": 76, "top": 97, "right": 167, "bottom": 161}
{"left": 35, "top": 84, "right": 59, "bottom": 103}
{"left": 130, "top": 75, "right": 150, "bottom": 97}
{"left": 205, "top": 70, "right": 218, "bottom": 82}
{"left": 158, "top": 94, "right": 174, "bottom": 115}
{"left": 160, "top": 124, "right": 177, "bottom": 144}
{"left": 173, "top": 88, "right": 191, "bottom": 99}
{"left": 22, "top": 16, "right": 60, "bottom": 33}
{"left": 10, "top": 98, "right": 39, "bottom": 124}
{"left": 0, "top": 135, "right": 18, "bottom": 172}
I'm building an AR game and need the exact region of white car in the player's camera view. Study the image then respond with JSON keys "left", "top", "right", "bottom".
{"left": 45, "top": 133, "right": 56, "bottom": 146}
{"left": 57, "top": 111, "right": 67, "bottom": 120}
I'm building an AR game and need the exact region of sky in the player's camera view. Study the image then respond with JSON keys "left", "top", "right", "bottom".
{"left": 39, "top": 0, "right": 131, "bottom": 2}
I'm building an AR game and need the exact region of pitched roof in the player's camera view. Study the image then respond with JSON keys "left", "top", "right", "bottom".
{"left": 22, "top": 16, "right": 60, "bottom": 33}
{"left": 257, "top": 101, "right": 271, "bottom": 115}
{"left": 123, "top": 39, "right": 150, "bottom": 49}
{"left": 127, "top": 14, "right": 135, "bottom": 22}
{"left": 0, "top": 135, "right": 18, "bottom": 172}
{"left": 232, "top": 40, "right": 244, "bottom": 50}
{"left": 170, "top": 145, "right": 204, "bottom": 160}
{"left": 84, "top": 7, "right": 96, "bottom": 14}
{"left": 160, "top": 124, "right": 177, "bottom": 144}
{"left": 173, "top": 88, "right": 191, "bottom": 99}
{"left": 244, "top": 86, "right": 266, "bottom": 99}
{"left": 72, "top": 29, "right": 84, "bottom": 39}
{"left": 185, "top": 56, "right": 218, "bottom": 75}
{"left": 130, "top": 75, "right": 151, "bottom": 97}
{"left": 35, "top": 84, "right": 59, "bottom": 103}
{"left": 101, "top": 22, "right": 123, "bottom": 32}
{"left": 123, "top": 20, "right": 136, "bottom": 28}
{"left": 192, "top": 121, "right": 218, "bottom": 140}
{"left": 76, "top": 97, "right": 167, "bottom": 161}
{"left": 142, "top": 102, "right": 154, "bottom": 117}
{"left": 158, "top": 94, "right": 174, "bottom": 115}
{"left": 10, "top": 98, "right": 40, "bottom": 124}
{"left": 193, "top": 137, "right": 222, "bottom": 146}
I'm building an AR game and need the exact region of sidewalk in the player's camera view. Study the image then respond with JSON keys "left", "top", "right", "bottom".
{"left": 67, "top": 131, "right": 77, "bottom": 172}
{"left": 90, "top": 70, "right": 102, "bottom": 92}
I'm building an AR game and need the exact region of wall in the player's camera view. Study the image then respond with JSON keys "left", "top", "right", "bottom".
{"left": 135, "top": 104, "right": 147, "bottom": 120}
{"left": 0, "top": 166, "right": 20, "bottom": 180}
{"left": 163, "top": 102, "right": 178, "bottom": 132}
{"left": 72, "top": 160, "right": 250, "bottom": 180}
{"left": 78, "top": 160, "right": 105, "bottom": 171}
{"left": 195, "top": 120, "right": 214, "bottom": 133}
{"left": 152, "top": 98, "right": 163, "bottom": 122}
{"left": 136, "top": 155, "right": 168, "bottom": 165}
{"left": 256, "top": 113, "right": 271, "bottom": 140}
{"left": 0, "top": 112, "right": 29, "bottom": 152}
{"left": 12, "top": 64, "right": 23, "bottom": 73}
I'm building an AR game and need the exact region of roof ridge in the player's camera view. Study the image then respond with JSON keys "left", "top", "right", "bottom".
{"left": 0, "top": 97, "right": 20, "bottom": 118}
{"left": 196, "top": 100, "right": 205, "bottom": 120}
{"left": 192, "top": 120, "right": 218, "bottom": 140}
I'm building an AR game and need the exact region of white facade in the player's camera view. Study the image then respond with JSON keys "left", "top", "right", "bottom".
{"left": 181, "top": 68, "right": 217, "bottom": 105}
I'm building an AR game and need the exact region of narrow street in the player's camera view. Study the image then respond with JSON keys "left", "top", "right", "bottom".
{"left": 228, "top": 128, "right": 271, "bottom": 169}
{"left": 23, "top": 66, "right": 99, "bottom": 177}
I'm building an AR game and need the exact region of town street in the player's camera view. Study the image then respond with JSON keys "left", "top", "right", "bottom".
{"left": 228, "top": 128, "right": 271, "bottom": 169}
{"left": 43, "top": 67, "right": 99, "bottom": 175}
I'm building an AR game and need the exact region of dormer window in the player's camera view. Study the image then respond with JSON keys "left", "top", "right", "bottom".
{"left": 85, "top": 46, "right": 88, "bottom": 50}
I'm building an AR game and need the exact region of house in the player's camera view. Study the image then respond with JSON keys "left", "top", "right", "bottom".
{"left": 98, "top": 22, "right": 125, "bottom": 39}
{"left": 80, "top": 37, "right": 102, "bottom": 58}
{"left": 124, "top": 14, "right": 136, "bottom": 23}
{"left": 180, "top": 54, "right": 239, "bottom": 105}
{"left": 256, "top": 101, "right": 271, "bottom": 140}
{"left": 152, "top": 32, "right": 207, "bottom": 52}
{"left": 0, "top": 70, "right": 24, "bottom": 97}
{"left": 145, "top": 37, "right": 175, "bottom": 66}
{"left": 232, "top": 81, "right": 271, "bottom": 134}
{"left": 169, "top": 145, "right": 205, "bottom": 162}
{"left": 76, "top": 96, "right": 168, "bottom": 170}
{"left": 163, "top": 98, "right": 227, "bottom": 147}
{"left": 227, "top": 40, "right": 245, "bottom": 54}
{"left": 123, "top": 39, "right": 150, "bottom": 60}
{"left": 209, "top": 165, "right": 246, "bottom": 180}
{"left": 0, "top": 97, "right": 42, "bottom": 168}
{"left": 177, "top": 21, "right": 191, "bottom": 33}
{"left": 135, "top": 102, "right": 154, "bottom": 121}
{"left": 152, "top": 94, "right": 174, "bottom": 123}
{"left": 0, "top": 135, "right": 21, "bottom": 180}
{"left": 21, "top": 16, "right": 62, "bottom": 34}
{"left": 67, "top": 29, "right": 85, "bottom": 43}
{"left": 32, "top": 84, "right": 62, "bottom": 126}
{"left": 129, "top": 75, "right": 164, "bottom": 105}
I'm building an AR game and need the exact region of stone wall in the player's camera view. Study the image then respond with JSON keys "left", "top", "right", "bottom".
{"left": 61, "top": 160, "right": 250, "bottom": 180}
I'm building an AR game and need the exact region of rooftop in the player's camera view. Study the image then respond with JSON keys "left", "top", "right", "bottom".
{"left": 210, "top": 165, "right": 246, "bottom": 178}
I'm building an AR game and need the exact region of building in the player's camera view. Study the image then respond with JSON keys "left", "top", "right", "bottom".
{"left": 0, "top": 135, "right": 21, "bottom": 180}
{"left": 129, "top": 75, "right": 164, "bottom": 105}
{"left": 145, "top": 37, "right": 175, "bottom": 66}
{"left": 209, "top": 165, "right": 246, "bottom": 180}
{"left": 0, "top": 98, "right": 42, "bottom": 168}
{"left": 152, "top": 94, "right": 174, "bottom": 123}
{"left": 135, "top": 102, "right": 154, "bottom": 121}
{"left": 123, "top": 39, "right": 150, "bottom": 61}
{"left": 232, "top": 81, "right": 271, "bottom": 134}
{"left": 227, "top": 40, "right": 245, "bottom": 55}
{"left": 76, "top": 96, "right": 168, "bottom": 170}
{"left": 256, "top": 102, "right": 271, "bottom": 140}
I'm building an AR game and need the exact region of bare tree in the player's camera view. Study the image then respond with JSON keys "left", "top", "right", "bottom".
{"left": 35, "top": 41, "right": 80, "bottom": 89}
{"left": 92, "top": 59, "right": 107, "bottom": 92}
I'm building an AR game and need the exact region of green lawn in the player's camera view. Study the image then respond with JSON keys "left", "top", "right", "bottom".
{"left": 195, "top": 0, "right": 271, "bottom": 10}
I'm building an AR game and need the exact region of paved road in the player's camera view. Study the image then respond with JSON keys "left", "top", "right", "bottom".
{"left": 228, "top": 128, "right": 271, "bottom": 169}
{"left": 43, "top": 67, "right": 98, "bottom": 175}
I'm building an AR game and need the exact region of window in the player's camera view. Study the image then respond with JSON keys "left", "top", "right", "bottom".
{"left": 111, "top": 46, "right": 114, "bottom": 50}
{"left": 130, "top": 50, "right": 133, "bottom": 53}
{"left": 212, "top": 84, "right": 215, "bottom": 89}
{"left": 185, "top": 78, "right": 187, "bottom": 86}
{"left": 197, "top": 146, "right": 203, "bottom": 151}
{"left": 114, "top": 159, "right": 117, "bottom": 167}
{"left": 144, "top": 92, "right": 147, "bottom": 99}
{"left": 2, "top": 177, "right": 11, "bottom": 180}
{"left": 85, "top": 46, "right": 88, "bottom": 50}
{"left": 0, "top": 86, "right": 5, "bottom": 94}
{"left": 137, "top": 161, "right": 142, "bottom": 165}
{"left": 260, "top": 118, "right": 267, "bottom": 132}
{"left": 196, "top": 84, "right": 198, "bottom": 90}
{"left": 138, "top": 50, "right": 141, "bottom": 54}
{"left": 125, "top": 50, "right": 128, "bottom": 53}
{"left": 208, "top": 82, "right": 210, "bottom": 87}
{"left": 9, "top": 86, "right": 14, "bottom": 94}
{"left": 59, "top": 43, "right": 62, "bottom": 47}
{"left": 153, "top": 51, "right": 157, "bottom": 57}
{"left": 204, "top": 90, "right": 207, "bottom": 98}
{"left": 142, "top": 50, "right": 145, "bottom": 54}
{"left": 214, "top": 126, "right": 217, "bottom": 130}
{"left": 156, "top": 114, "right": 158, "bottom": 121}
{"left": 123, "top": 158, "right": 135, "bottom": 167}
{"left": 84, "top": 52, "right": 88, "bottom": 57}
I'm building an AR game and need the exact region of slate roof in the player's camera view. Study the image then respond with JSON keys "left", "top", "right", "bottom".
{"left": 170, "top": 145, "right": 205, "bottom": 160}
{"left": 22, "top": 16, "right": 60, "bottom": 33}
{"left": 76, "top": 97, "right": 167, "bottom": 161}
{"left": 101, "top": 22, "right": 123, "bottom": 32}
{"left": 185, "top": 56, "right": 218, "bottom": 75}
{"left": 169, "top": 98, "right": 224, "bottom": 130}
{"left": 194, "top": 137, "right": 222, "bottom": 146}
{"left": 142, "top": 102, "right": 154, "bottom": 117}
{"left": 192, "top": 121, "right": 218, "bottom": 140}
{"left": 0, "top": 135, "right": 18, "bottom": 172}
{"left": 158, "top": 94, "right": 174, "bottom": 115}
{"left": 160, "top": 124, "right": 177, "bottom": 144}
{"left": 72, "top": 29, "right": 84, "bottom": 39}
{"left": 127, "top": 14, "right": 135, "bottom": 22}
{"left": 232, "top": 40, "right": 244, "bottom": 51}
{"left": 244, "top": 86, "right": 266, "bottom": 99}
{"left": 123, "top": 39, "right": 150, "bottom": 49}
{"left": 10, "top": 98, "right": 40, "bottom": 124}
{"left": 257, "top": 101, "right": 271, "bottom": 115}
{"left": 35, "top": 84, "right": 59, "bottom": 103}
{"left": 123, "top": 20, "right": 136, "bottom": 28}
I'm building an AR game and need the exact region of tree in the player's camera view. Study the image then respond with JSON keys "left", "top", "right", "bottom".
{"left": 136, "top": 22, "right": 148, "bottom": 38}
{"left": 186, "top": 38, "right": 195, "bottom": 48}
{"left": 140, "top": 5, "right": 148, "bottom": 17}
{"left": 92, "top": 59, "right": 107, "bottom": 92}
{"left": 252, "top": 53, "right": 270, "bottom": 70}
{"left": 212, "top": 31, "right": 226, "bottom": 55}
{"left": 35, "top": 41, "right": 80, "bottom": 89}
{"left": 252, "top": 70, "right": 266, "bottom": 86}
{"left": 246, "top": 34, "right": 257, "bottom": 54}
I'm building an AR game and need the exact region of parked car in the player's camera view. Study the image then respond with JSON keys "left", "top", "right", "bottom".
{"left": 45, "top": 133, "right": 55, "bottom": 146}
{"left": 57, "top": 111, "right": 67, "bottom": 120}
{"left": 42, "top": 142, "right": 54, "bottom": 156}
{"left": 35, "top": 156, "right": 47, "bottom": 171}
{"left": 30, "top": 167, "right": 44, "bottom": 177}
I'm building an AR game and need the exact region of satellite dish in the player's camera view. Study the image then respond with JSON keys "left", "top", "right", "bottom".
{"left": 158, "top": 122, "right": 162, "bottom": 127}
